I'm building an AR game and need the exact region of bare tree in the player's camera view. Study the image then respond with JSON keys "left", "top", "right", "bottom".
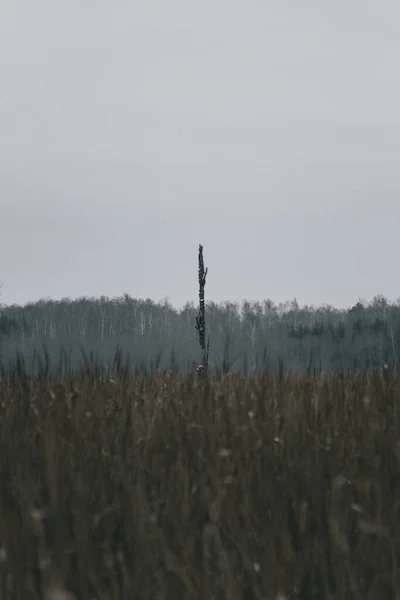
{"left": 0, "top": 279, "right": 4, "bottom": 309}
{"left": 195, "top": 244, "right": 210, "bottom": 376}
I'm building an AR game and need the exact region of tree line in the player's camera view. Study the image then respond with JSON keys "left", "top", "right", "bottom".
{"left": 0, "top": 293, "right": 398, "bottom": 376}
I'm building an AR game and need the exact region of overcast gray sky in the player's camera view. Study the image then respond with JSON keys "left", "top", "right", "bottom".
{"left": 1, "top": 1, "right": 400, "bottom": 311}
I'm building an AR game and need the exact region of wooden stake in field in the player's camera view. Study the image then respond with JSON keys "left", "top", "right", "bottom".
{"left": 195, "top": 244, "right": 210, "bottom": 377}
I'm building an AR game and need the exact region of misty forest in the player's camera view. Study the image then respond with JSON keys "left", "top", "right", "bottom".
{"left": 0, "top": 287, "right": 398, "bottom": 377}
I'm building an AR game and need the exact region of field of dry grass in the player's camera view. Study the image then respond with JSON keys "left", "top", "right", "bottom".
{"left": 0, "top": 363, "right": 399, "bottom": 599}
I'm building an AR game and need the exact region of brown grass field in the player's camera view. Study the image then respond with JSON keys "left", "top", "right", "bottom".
{"left": 1, "top": 363, "right": 400, "bottom": 599}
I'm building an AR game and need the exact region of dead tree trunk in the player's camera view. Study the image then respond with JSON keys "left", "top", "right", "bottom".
{"left": 195, "top": 244, "right": 210, "bottom": 377}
